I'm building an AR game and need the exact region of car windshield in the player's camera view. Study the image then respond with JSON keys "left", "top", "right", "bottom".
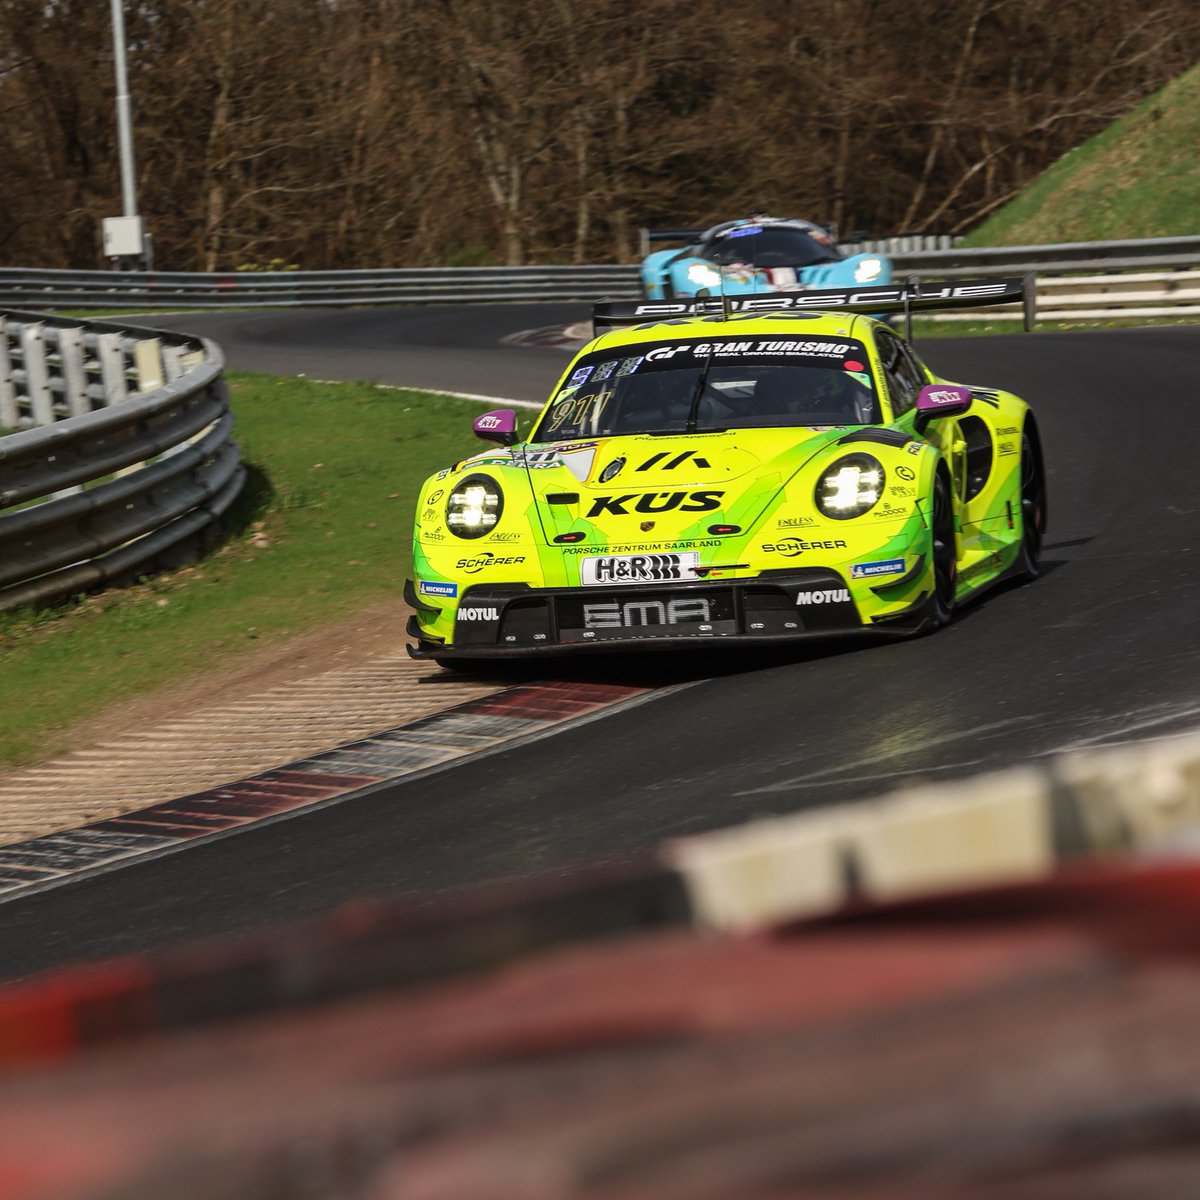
{"left": 532, "top": 336, "right": 879, "bottom": 442}
{"left": 705, "top": 226, "right": 843, "bottom": 268}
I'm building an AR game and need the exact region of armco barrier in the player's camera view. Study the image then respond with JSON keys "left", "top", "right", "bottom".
{"left": 0, "top": 310, "right": 242, "bottom": 611}
{"left": 0, "top": 263, "right": 638, "bottom": 310}
{"left": 5, "top": 235, "right": 1200, "bottom": 321}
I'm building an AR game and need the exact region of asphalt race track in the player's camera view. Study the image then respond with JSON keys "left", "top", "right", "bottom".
{"left": 4, "top": 307, "right": 1200, "bottom": 978}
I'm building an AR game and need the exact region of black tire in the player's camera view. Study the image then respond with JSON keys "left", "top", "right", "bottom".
{"left": 928, "top": 469, "right": 957, "bottom": 628}
{"left": 1015, "top": 423, "right": 1046, "bottom": 579}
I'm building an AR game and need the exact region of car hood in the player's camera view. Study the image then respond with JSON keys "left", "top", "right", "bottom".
{"left": 512, "top": 427, "right": 853, "bottom": 546}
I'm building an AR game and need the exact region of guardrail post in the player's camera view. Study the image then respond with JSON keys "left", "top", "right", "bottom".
{"left": 133, "top": 337, "right": 164, "bottom": 392}
{"left": 18, "top": 323, "right": 54, "bottom": 426}
{"left": 0, "top": 317, "right": 16, "bottom": 429}
{"left": 97, "top": 332, "right": 128, "bottom": 405}
{"left": 56, "top": 327, "right": 91, "bottom": 419}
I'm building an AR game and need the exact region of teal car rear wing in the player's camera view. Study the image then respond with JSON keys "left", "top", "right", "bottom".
{"left": 595, "top": 275, "right": 1035, "bottom": 336}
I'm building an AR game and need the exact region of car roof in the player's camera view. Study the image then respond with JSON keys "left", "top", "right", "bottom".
{"left": 588, "top": 310, "right": 877, "bottom": 353}
{"left": 701, "top": 215, "right": 830, "bottom": 241}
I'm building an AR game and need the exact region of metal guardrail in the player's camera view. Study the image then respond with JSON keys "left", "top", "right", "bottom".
{"left": 0, "top": 311, "right": 243, "bottom": 612}
{"left": 2, "top": 236, "right": 1200, "bottom": 323}
{"left": 891, "top": 233, "right": 1200, "bottom": 278}
{"left": 0, "top": 265, "right": 637, "bottom": 310}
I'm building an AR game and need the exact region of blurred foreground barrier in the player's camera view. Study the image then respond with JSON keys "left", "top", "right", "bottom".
{"left": 0, "top": 310, "right": 242, "bottom": 611}
{"left": 671, "top": 732, "right": 1200, "bottom": 930}
{"left": 5, "top": 726, "right": 1200, "bottom": 1069}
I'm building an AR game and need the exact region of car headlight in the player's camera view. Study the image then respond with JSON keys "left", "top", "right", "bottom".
{"left": 815, "top": 453, "right": 884, "bottom": 519}
{"left": 446, "top": 474, "right": 503, "bottom": 539}
{"left": 687, "top": 262, "right": 723, "bottom": 289}
{"left": 854, "top": 257, "right": 883, "bottom": 283}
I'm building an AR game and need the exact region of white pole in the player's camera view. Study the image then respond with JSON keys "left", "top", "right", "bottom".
{"left": 110, "top": 0, "right": 138, "bottom": 219}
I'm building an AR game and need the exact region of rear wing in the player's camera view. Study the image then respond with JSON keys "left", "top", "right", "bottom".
{"left": 594, "top": 275, "right": 1036, "bottom": 338}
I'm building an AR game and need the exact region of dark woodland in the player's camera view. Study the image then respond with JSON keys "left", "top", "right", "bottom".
{"left": 1, "top": 0, "right": 1198, "bottom": 271}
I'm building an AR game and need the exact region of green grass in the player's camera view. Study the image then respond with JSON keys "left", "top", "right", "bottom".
{"left": 0, "top": 373, "right": 483, "bottom": 770}
{"left": 961, "top": 62, "right": 1200, "bottom": 246}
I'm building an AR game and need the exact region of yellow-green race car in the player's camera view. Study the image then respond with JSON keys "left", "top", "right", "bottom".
{"left": 406, "top": 279, "right": 1045, "bottom": 663}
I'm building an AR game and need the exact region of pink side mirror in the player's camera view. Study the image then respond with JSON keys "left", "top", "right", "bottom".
{"left": 914, "top": 384, "right": 972, "bottom": 431}
{"left": 473, "top": 408, "right": 519, "bottom": 446}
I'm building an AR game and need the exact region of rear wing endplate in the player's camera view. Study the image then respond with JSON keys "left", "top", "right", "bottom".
{"left": 595, "top": 275, "right": 1037, "bottom": 337}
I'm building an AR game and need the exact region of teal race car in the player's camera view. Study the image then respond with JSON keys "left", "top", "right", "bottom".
{"left": 406, "top": 279, "right": 1044, "bottom": 663}
{"left": 640, "top": 215, "right": 891, "bottom": 299}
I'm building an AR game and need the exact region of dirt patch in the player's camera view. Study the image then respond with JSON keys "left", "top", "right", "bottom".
{"left": 59, "top": 597, "right": 412, "bottom": 750}
{"left": 0, "top": 602, "right": 504, "bottom": 846}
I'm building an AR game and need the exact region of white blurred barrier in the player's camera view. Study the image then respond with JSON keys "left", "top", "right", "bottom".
{"left": 670, "top": 734, "right": 1200, "bottom": 931}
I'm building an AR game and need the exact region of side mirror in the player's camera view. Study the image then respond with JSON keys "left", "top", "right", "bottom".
{"left": 914, "top": 384, "right": 972, "bottom": 432}
{"left": 473, "top": 408, "right": 519, "bottom": 446}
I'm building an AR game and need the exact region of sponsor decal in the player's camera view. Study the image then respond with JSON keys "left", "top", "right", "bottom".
{"left": 637, "top": 450, "right": 711, "bottom": 471}
{"left": 646, "top": 345, "right": 690, "bottom": 362}
{"left": 850, "top": 558, "right": 906, "bottom": 579}
{"left": 640, "top": 520, "right": 655, "bottom": 531}
{"left": 725, "top": 224, "right": 763, "bottom": 238}
{"left": 795, "top": 588, "right": 851, "bottom": 605}
{"left": 616, "top": 356, "right": 643, "bottom": 376}
{"left": 998, "top": 440, "right": 1018, "bottom": 456}
{"left": 418, "top": 580, "right": 458, "bottom": 598}
{"left": 583, "top": 597, "right": 712, "bottom": 629}
{"left": 458, "top": 605, "right": 500, "bottom": 621}
{"left": 426, "top": 489, "right": 444, "bottom": 504}
{"left": 586, "top": 490, "right": 725, "bottom": 518}
{"left": 678, "top": 339, "right": 850, "bottom": 359}
{"left": 628, "top": 284, "right": 1014, "bottom": 319}
{"left": 562, "top": 538, "right": 721, "bottom": 555}
{"left": 777, "top": 516, "right": 817, "bottom": 528}
{"left": 761, "top": 538, "right": 848, "bottom": 557}
{"left": 475, "top": 413, "right": 505, "bottom": 430}
{"left": 905, "top": 442, "right": 923, "bottom": 455}
{"left": 423, "top": 528, "right": 446, "bottom": 541}
{"left": 553, "top": 440, "right": 598, "bottom": 454}
{"left": 895, "top": 465, "right": 915, "bottom": 481}
{"left": 569, "top": 365, "right": 594, "bottom": 386}
{"left": 455, "top": 553, "right": 527, "bottom": 574}
{"left": 489, "top": 531, "right": 521, "bottom": 542}
{"left": 421, "top": 507, "right": 438, "bottom": 521}
{"left": 592, "top": 360, "right": 618, "bottom": 381}
{"left": 997, "top": 425, "right": 1018, "bottom": 435}
{"left": 872, "top": 501, "right": 911, "bottom": 520}
{"left": 599, "top": 456, "right": 625, "bottom": 483}
{"left": 925, "top": 388, "right": 966, "bottom": 406}
{"left": 435, "top": 468, "right": 450, "bottom": 480}
{"left": 581, "top": 552, "right": 701, "bottom": 586}
{"left": 889, "top": 485, "right": 916, "bottom": 497}
{"left": 515, "top": 450, "right": 562, "bottom": 469}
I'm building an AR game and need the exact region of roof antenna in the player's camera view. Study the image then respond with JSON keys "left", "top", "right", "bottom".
{"left": 903, "top": 276, "right": 918, "bottom": 344}
{"left": 719, "top": 252, "right": 731, "bottom": 321}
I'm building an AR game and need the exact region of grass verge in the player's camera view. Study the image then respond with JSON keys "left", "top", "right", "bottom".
{"left": 0, "top": 372, "right": 483, "bottom": 771}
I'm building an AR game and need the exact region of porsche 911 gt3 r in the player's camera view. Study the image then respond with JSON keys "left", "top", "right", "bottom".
{"left": 640, "top": 215, "right": 891, "bottom": 299}
{"left": 406, "top": 279, "right": 1045, "bottom": 664}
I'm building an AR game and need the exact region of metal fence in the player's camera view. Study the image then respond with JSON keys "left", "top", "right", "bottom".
{"left": 0, "top": 265, "right": 637, "bottom": 310}
{"left": 4, "top": 235, "right": 1200, "bottom": 320}
{"left": 0, "top": 311, "right": 242, "bottom": 612}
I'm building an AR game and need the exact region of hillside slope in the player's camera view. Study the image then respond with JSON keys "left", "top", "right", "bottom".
{"left": 962, "top": 61, "right": 1200, "bottom": 246}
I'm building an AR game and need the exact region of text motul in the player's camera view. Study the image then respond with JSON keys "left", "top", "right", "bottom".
{"left": 794, "top": 589, "right": 851, "bottom": 605}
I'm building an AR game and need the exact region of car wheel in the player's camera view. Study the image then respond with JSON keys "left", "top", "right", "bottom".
{"left": 928, "top": 470, "right": 957, "bottom": 627}
{"left": 1015, "top": 424, "right": 1046, "bottom": 579}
